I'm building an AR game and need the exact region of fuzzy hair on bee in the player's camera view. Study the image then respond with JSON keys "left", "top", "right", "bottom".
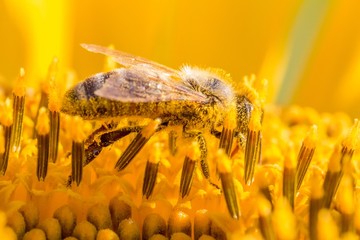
{"left": 61, "top": 44, "right": 255, "bottom": 218}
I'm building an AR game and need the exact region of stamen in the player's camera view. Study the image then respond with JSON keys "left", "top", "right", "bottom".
{"left": 257, "top": 195, "right": 275, "bottom": 240}
{"left": 33, "top": 59, "right": 56, "bottom": 137}
{"left": 296, "top": 125, "right": 317, "bottom": 190}
{"left": 337, "top": 174, "right": 355, "bottom": 233}
{"left": 219, "top": 109, "right": 236, "bottom": 156}
{"left": 322, "top": 144, "right": 344, "bottom": 208}
{"left": 48, "top": 74, "right": 61, "bottom": 163}
{"left": 117, "top": 218, "right": 140, "bottom": 240}
{"left": 142, "top": 213, "right": 166, "bottom": 240}
{"left": 115, "top": 118, "right": 161, "bottom": 171}
{"left": 87, "top": 203, "right": 112, "bottom": 230}
{"left": 180, "top": 141, "right": 200, "bottom": 198}
{"left": 36, "top": 107, "right": 50, "bottom": 181}
{"left": 109, "top": 195, "right": 132, "bottom": 231}
{"left": 70, "top": 116, "right": 87, "bottom": 186}
{"left": 309, "top": 173, "right": 324, "bottom": 240}
{"left": 168, "top": 210, "right": 192, "bottom": 237}
{"left": 194, "top": 209, "right": 211, "bottom": 240}
{"left": 317, "top": 209, "right": 339, "bottom": 239}
{"left": 217, "top": 149, "right": 240, "bottom": 219}
{"left": 168, "top": 130, "right": 178, "bottom": 156}
{"left": 244, "top": 107, "right": 262, "bottom": 186}
{"left": 0, "top": 98, "right": 13, "bottom": 175}
{"left": 11, "top": 68, "right": 26, "bottom": 153}
{"left": 143, "top": 142, "right": 162, "bottom": 199}
{"left": 283, "top": 145, "right": 296, "bottom": 210}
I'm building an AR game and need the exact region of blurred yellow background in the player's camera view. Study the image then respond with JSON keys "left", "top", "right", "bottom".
{"left": 1, "top": 0, "right": 360, "bottom": 116}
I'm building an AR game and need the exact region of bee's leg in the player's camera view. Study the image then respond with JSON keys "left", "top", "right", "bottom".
{"left": 66, "top": 125, "right": 143, "bottom": 187}
{"left": 181, "top": 127, "right": 219, "bottom": 196}
{"left": 114, "top": 119, "right": 162, "bottom": 171}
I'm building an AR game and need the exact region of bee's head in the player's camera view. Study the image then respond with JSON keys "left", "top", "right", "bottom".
{"left": 234, "top": 95, "right": 254, "bottom": 135}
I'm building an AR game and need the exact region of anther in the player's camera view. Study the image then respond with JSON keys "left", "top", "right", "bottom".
{"left": 11, "top": 68, "right": 26, "bottom": 153}
{"left": 217, "top": 149, "right": 240, "bottom": 219}
{"left": 219, "top": 109, "right": 236, "bottom": 156}
{"left": 244, "top": 107, "right": 262, "bottom": 185}
{"left": 0, "top": 98, "right": 13, "bottom": 174}
{"left": 69, "top": 116, "right": 87, "bottom": 186}
{"left": 36, "top": 107, "right": 50, "bottom": 181}
{"left": 283, "top": 145, "right": 296, "bottom": 210}
{"left": 53, "top": 205, "right": 76, "bottom": 238}
{"left": 143, "top": 142, "right": 162, "bottom": 199}
{"left": 179, "top": 141, "right": 200, "bottom": 198}
{"left": 115, "top": 118, "right": 161, "bottom": 171}
{"left": 48, "top": 69, "right": 61, "bottom": 163}
{"left": 296, "top": 125, "right": 317, "bottom": 190}
{"left": 168, "top": 130, "right": 178, "bottom": 156}
{"left": 322, "top": 144, "right": 343, "bottom": 208}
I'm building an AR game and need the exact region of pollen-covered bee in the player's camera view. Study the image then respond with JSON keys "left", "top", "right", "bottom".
{"left": 62, "top": 44, "right": 256, "bottom": 218}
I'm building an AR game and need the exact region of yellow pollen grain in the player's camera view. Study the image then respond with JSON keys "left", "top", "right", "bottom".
{"left": 142, "top": 118, "right": 161, "bottom": 139}
{"left": 216, "top": 149, "right": 231, "bottom": 173}
{"left": 248, "top": 107, "right": 262, "bottom": 132}
{"left": 13, "top": 68, "right": 26, "bottom": 97}
{"left": 303, "top": 125, "right": 318, "bottom": 149}
{"left": 224, "top": 108, "right": 237, "bottom": 130}
{"left": 149, "top": 141, "right": 162, "bottom": 164}
{"left": 68, "top": 116, "right": 89, "bottom": 142}
{"left": 342, "top": 119, "right": 360, "bottom": 150}
{"left": 187, "top": 141, "right": 201, "bottom": 161}
{"left": 0, "top": 98, "right": 13, "bottom": 126}
{"left": 48, "top": 83, "right": 61, "bottom": 112}
{"left": 36, "top": 107, "right": 50, "bottom": 135}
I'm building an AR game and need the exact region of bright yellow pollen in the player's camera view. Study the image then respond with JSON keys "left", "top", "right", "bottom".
{"left": 36, "top": 107, "right": 50, "bottom": 135}
{"left": 142, "top": 118, "right": 161, "bottom": 139}
{"left": 216, "top": 149, "right": 231, "bottom": 173}
{"left": 0, "top": 98, "right": 13, "bottom": 126}
{"left": 248, "top": 107, "right": 262, "bottom": 131}
{"left": 342, "top": 118, "right": 360, "bottom": 150}
{"left": 13, "top": 68, "right": 26, "bottom": 97}
{"left": 303, "top": 125, "right": 318, "bottom": 149}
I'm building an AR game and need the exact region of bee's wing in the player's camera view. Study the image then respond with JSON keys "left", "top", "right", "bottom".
{"left": 81, "top": 43, "right": 178, "bottom": 76}
{"left": 94, "top": 68, "right": 208, "bottom": 103}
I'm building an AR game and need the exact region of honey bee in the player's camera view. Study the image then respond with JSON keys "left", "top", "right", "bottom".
{"left": 61, "top": 44, "right": 253, "bottom": 204}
